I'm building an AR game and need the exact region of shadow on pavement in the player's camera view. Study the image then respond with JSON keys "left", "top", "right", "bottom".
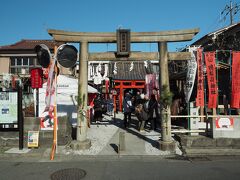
{"left": 109, "top": 115, "right": 160, "bottom": 149}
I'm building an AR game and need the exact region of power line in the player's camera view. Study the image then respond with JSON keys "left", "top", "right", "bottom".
{"left": 221, "top": 1, "right": 240, "bottom": 25}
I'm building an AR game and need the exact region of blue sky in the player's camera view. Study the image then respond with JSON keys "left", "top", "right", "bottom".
{"left": 0, "top": 0, "right": 237, "bottom": 52}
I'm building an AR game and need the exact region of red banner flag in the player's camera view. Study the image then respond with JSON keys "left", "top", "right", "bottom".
{"left": 196, "top": 48, "right": 204, "bottom": 107}
{"left": 205, "top": 52, "right": 218, "bottom": 108}
{"left": 231, "top": 52, "right": 240, "bottom": 108}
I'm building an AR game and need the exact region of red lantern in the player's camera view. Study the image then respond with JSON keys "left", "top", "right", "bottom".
{"left": 30, "top": 68, "right": 43, "bottom": 88}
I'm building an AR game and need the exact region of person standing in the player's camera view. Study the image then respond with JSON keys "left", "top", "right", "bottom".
{"left": 123, "top": 92, "right": 133, "bottom": 128}
{"left": 93, "top": 94, "right": 103, "bottom": 122}
{"left": 107, "top": 94, "right": 114, "bottom": 116}
{"left": 148, "top": 94, "right": 159, "bottom": 131}
{"left": 134, "top": 91, "right": 142, "bottom": 106}
{"left": 135, "top": 94, "right": 150, "bottom": 132}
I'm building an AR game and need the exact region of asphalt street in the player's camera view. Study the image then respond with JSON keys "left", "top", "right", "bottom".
{"left": 1, "top": 156, "right": 240, "bottom": 180}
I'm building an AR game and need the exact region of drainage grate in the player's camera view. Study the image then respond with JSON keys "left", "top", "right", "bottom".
{"left": 51, "top": 168, "right": 86, "bottom": 180}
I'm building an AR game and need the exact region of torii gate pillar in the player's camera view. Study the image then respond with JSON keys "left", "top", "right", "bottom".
{"left": 158, "top": 42, "right": 175, "bottom": 151}
{"left": 70, "top": 41, "right": 91, "bottom": 150}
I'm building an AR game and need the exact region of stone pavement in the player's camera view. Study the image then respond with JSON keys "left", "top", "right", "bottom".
{"left": 1, "top": 112, "right": 240, "bottom": 162}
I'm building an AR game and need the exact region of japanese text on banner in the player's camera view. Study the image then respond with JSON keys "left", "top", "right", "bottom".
{"left": 196, "top": 48, "right": 204, "bottom": 107}
{"left": 205, "top": 52, "right": 218, "bottom": 108}
{"left": 231, "top": 52, "right": 240, "bottom": 108}
{"left": 184, "top": 49, "right": 197, "bottom": 102}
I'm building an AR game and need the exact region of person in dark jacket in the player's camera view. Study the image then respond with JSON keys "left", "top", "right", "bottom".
{"left": 148, "top": 94, "right": 159, "bottom": 131}
{"left": 135, "top": 94, "right": 149, "bottom": 131}
{"left": 134, "top": 91, "right": 142, "bottom": 106}
{"left": 93, "top": 94, "right": 103, "bottom": 122}
{"left": 123, "top": 92, "right": 133, "bottom": 128}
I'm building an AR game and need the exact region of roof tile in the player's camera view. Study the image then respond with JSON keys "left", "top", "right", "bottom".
{"left": 0, "top": 39, "right": 63, "bottom": 51}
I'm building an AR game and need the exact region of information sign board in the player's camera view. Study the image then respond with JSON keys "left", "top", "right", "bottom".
{"left": 27, "top": 131, "right": 39, "bottom": 148}
{"left": 0, "top": 91, "right": 18, "bottom": 129}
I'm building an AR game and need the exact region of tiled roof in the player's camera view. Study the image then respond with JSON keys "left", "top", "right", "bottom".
{"left": 108, "top": 61, "right": 155, "bottom": 80}
{"left": 0, "top": 39, "right": 62, "bottom": 51}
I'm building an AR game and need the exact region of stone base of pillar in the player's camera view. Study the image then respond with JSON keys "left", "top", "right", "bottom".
{"left": 70, "top": 139, "right": 91, "bottom": 150}
{"left": 159, "top": 140, "right": 176, "bottom": 152}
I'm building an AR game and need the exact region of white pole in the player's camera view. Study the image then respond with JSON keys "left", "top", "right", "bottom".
{"left": 33, "top": 89, "right": 36, "bottom": 117}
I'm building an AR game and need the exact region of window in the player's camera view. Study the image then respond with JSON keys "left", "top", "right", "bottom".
{"left": 10, "top": 58, "right": 15, "bottom": 66}
{"left": 34, "top": 58, "right": 39, "bottom": 66}
{"left": 17, "top": 58, "right": 22, "bottom": 65}
{"left": 10, "top": 68, "right": 15, "bottom": 74}
{"left": 23, "top": 58, "right": 28, "bottom": 66}
{"left": 10, "top": 57, "right": 38, "bottom": 74}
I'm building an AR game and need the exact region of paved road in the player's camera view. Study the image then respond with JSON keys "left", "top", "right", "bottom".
{"left": 1, "top": 156, "right": 240, "bottom": 180}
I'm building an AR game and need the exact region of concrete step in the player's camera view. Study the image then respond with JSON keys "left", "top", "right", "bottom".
{"left": 175, "top": 134, "right": 240, "bottom": 148}
{"left": 184, "top": 148, "right": 240, "bottom": 156}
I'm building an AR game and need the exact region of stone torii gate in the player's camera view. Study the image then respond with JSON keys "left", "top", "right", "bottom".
{"left": 48, "top": 28, "right": 199, "bottom": 151}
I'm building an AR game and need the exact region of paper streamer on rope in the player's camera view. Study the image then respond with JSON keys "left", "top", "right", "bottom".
{"left": 129, "top": 62, "right": 134, "bottom": 71}
{"left": 231, "top": 52, "right": 240, "bottom": 108}
{"left": 205, "top": 52, "right": 218, "bottom": 108}
{"left": 44, "top": 58, "right": 57, "bottom": 109}
{"left": 40, "top": 57, "right": 57, "bottom": 130}
{"left": 184, "top": 49, "right": 197, "bottom": 102}
{"left": 113, "top": 62, "right": 117, "bottom": 75}
{"left": 196, "top": 48, "right": 204, "bottom": 107}
{"left": 103, "top": 64, "right": 108, "bottom": 79}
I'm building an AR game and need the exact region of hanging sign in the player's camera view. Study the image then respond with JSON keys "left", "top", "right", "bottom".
{"left": 205, "top": 52, "right": 218, "bottom": 108}
{"left": 30, "top": 68, "right": 43, "bottom": 89}
{"left": 185, "top": 50, "right": 197, "bottom": 102}
{"left": 196, "top": 48, "right": 204, "bottom": 107}
{"left": 231, "top": 52, "right": 240, "bottom": 108}
{"left": 117, "top": 29, "right": 131, "bottom": 56}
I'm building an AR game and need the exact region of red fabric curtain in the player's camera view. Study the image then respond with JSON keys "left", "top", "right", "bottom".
{"left": 196, "top": 48, "right": 204, "bottom": 107}
{"left": 204, "top": 52, "right": 218, "bottom": 108}
{"left": 231, "top": 52, "right": 240, "bottom": 108}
